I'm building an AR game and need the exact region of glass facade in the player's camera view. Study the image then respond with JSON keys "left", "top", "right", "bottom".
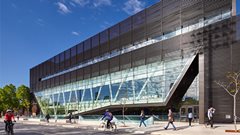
{"left": 35, "top": 50, "right": 199, "bottom": 115}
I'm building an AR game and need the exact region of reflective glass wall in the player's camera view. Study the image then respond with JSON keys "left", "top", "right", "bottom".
{"left": 35, "top": 50, "right": 198, "bottom": 115}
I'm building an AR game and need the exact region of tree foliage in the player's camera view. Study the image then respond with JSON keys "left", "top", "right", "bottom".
{"left": 0, "top": 84, "right": 31, "bottom": 115}
{"left": 215, "top": 71, "right": 240, "bottom": 131}
{"left": 16, "top": 85, "right": 31, "bottom": 110}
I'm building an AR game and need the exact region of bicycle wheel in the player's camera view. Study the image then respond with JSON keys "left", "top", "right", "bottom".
{"left": 99, "top": 122, "right": 106, "bottom": 130}
{"left": 10, "top": 125, "right": 14, "bottom": 135}
{"left": 111, "top": 123, "right": 117, "bottom": 132}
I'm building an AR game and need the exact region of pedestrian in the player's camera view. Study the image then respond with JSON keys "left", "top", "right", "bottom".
{"left": 45, "top": 113, "right": 50, "bottom": 123}
{"left": 69, "top": 112, "right": 72, "bottom": 123}
{"left": 139, "top": 109, "right": 147, "bottom": 127}
{"left": 205, "top": 107, "right": 216, "bottom": 128}
{"left": 188, "top": 110, "right": 193, "bottom": 127}
{"left": 164, "top": 108, "right": 176, "bottom": 130}
{"left": 17, "top": 114, "right": 20, "bottom": 121}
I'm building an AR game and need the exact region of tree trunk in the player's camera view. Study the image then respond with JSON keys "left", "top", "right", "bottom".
{"left": 233, "top": 95, "right": 237, "bottom": 131}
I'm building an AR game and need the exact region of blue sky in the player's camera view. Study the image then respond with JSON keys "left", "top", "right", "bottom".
{"left": 237, "top": 0, "right": 240, "bottom": 15}
{"left": 0, "top": 0, "right": 159, "bottom": 88}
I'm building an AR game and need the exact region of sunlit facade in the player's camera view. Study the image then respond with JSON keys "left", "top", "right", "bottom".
{"left": 31, "top": 0, "right": 240, "bottom": 123}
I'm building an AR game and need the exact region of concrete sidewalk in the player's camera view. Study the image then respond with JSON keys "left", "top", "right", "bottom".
{"left": 1, "top": 118, "right": 239, "bottom": 135}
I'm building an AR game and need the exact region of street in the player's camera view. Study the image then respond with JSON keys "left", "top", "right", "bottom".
{"left": 1, "top": 120, "right": 239, "bottom": 135}
{"left": 0, "top": 122, "right": 132, "bottom": 135}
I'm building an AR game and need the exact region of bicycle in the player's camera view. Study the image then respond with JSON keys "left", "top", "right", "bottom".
{"left": 99, "top": 120, "right": 117, "bottom": 132}
{"left": 5, "top": 121, "right": 15, "bottom": 135}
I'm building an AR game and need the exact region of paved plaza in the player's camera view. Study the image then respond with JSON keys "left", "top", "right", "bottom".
{"left": 0, "top": 118, "right": 239, "bottom": 135}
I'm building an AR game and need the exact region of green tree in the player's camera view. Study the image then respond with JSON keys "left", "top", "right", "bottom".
{"left": 215, "top": 71, "right": 240, "bottom": 132}
{"left": 16, "top": 85, "right": 31, "bottom": 115}
{"left": 0, "top": 87, "right": 5, "bottom": 114}
{"left": 2, "top": 84, "right": 19, "bottom": 110}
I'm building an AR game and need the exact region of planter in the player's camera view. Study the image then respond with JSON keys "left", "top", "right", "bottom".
{"left": 225, "top": 130, "right": 240, "bottom": 133}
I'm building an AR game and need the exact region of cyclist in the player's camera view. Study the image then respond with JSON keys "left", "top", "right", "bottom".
{"left": 101, "top": 109, "right": 113, "bottom": 129}
{"left": 4, "top": 109, "right": 16, "bottom": 132}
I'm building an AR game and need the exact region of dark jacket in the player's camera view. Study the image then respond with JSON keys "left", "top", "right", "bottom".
{"left": 102, "top": 112, "right": 113, "bottom": 120}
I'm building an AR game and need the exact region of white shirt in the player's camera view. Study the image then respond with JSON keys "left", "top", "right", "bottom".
{"left": 208, "top": 108, "right": 215, "bottom": 120}
{"left": 188, "top": 113, "right": 193, "bottom": 118}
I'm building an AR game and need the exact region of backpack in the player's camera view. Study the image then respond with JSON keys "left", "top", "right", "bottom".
{"left": 108, "top": 112, "right": 113, "bottom": 119}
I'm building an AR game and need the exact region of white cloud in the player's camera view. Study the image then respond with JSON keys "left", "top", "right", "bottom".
{"left": 71, "top": 0, "right": 89, "bottom": 7}
{"left": 123, "top": 0, "right": 145, "bottom": 15}
{"left": 72, "top": 31, "right": 80, "bottom": 36}
{"left": 36, "top": 18, "right": 45, "bottom": 26}
{"left": 56, "top": 2, "right": 71, "bottom": 14}
{"left": 93, "top": 0, "right": 111, "bottom": 7}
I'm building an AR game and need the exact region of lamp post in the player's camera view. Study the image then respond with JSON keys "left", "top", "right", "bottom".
{"left": 121, "top": 98, "right": 126, "bottom": 126}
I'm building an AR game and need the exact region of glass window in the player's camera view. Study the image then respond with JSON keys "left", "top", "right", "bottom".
{"left": 53, "top": 94, "right": 59, "bottom": 105}
{"left": 99, "top": 85, "right": 110, "bottom": 100}
{"left": 59, "top": 93, "right": 64, "bottom": 105}
{"left": 92, "top": 87, "right": 100, "bottom": 100}
{"left": 77, "top": 90, "right": 82, "bottom": 101}
{"left": 83, "top": 89, "right": 91, "bottom": 101}
{"left": 64, "top": 92, "right": 70, "bottom": 103}
{"left": 70, "top": 91, "right": 77, "bottom": 102}
{"left": 111, "top": 83, "right": 120, "bottom": 100}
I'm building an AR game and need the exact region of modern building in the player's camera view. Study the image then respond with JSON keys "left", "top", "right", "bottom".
{"left": 30, "top": 0, "right": 240, "bottom": 123}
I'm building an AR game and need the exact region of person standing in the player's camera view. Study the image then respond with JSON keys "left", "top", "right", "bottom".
{"left": 188, "top": 110, "right": 193, "bottom": 127}
{"left": 139, "top": 109, "right": 147, "bottom": 127}
{"left": 164, "top": 108, "right": 176, "bottom": 130}
{"left": 206, "top": 107, "right": 216, "bottom": 128}
{"left": 68, "top": 112, "right": 72, "bottom": 123}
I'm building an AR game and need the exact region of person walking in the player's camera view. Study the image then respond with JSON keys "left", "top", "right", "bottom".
{"left": 16, "top": 114, "right": 20, "bottom": 121}
{"left": 205, "top": 107, "right": 216, "bottom": 128}
{"left": 188, "top": 110, "right": 193, "bottom": 127}
{"left": 139, "top": 109, "right": 147, "bottom": 127}
{"left": 45, "top": 113, "right": 50, "bottom": 123}
{"left": 68, "top": 112, "right": 72, "bottom": 123}
{"left": 164, "top": 108, "right": 176, "bottom": 130}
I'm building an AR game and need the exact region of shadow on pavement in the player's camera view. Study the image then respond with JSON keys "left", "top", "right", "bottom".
{"left": 176, "top": 125, "right": 190, "bottom": 130}
{"left": 15, "top": 133, "right": 44, "bottom": 135}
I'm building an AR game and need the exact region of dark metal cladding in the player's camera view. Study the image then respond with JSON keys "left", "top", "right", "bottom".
{"left": 30, "top": 0, "right": 240, "bottom": 123}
